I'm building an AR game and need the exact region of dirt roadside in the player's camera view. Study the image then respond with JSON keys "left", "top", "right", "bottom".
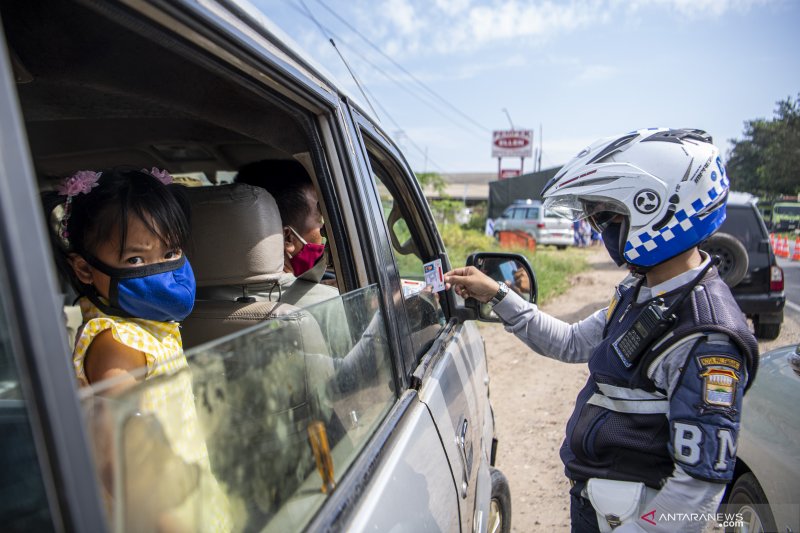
{"left": 483, "top": 247, "right": 800, "bottom": 532}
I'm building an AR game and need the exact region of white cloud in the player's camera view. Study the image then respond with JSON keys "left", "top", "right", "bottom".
{"left": 620, "top": 0, "right": 768, "bottom": 19}
{"left": 450, "top": 53, "right": 528, "bottom": 80}
{"left": 346, "top": 0, "right": 770, "bottom": 58}
{"left": 384, "top": 0, "right": 420, "bottom": 35}
{"left": 574, "top": 64, "right": 618, "bottom": 84}
{"left": 434, "top": 0, "right": 472, "bottom": 15}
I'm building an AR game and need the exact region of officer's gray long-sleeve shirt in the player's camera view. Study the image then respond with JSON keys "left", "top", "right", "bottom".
{"left": 491, "top": 256, "right": 733, "bottom": 532}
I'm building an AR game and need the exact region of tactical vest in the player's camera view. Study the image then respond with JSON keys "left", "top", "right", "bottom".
{"left": 560, "top": 268, "right": 758, "bottom": 488}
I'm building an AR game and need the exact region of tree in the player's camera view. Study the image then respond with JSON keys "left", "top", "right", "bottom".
{"left": 726, "top": 94, "right": 800, "bottom": 198}
{"left": 415, "top": 171, "right": 446, "bottom": 196}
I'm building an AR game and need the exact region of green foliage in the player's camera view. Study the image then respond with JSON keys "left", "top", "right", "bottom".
{"left": 415, "top": 171, "right": 446, "bottom": 195}
{"left": 440, "top": 225, "right": 590, "bottom": 304}
{"left": 430, "top": 199, "right": 465, "bottom": 225}
{"left": 461, "top": 204, "right": 488, "bottom": 232}
{"left": 727, "top": 93, "right": 800, "bottom": 198}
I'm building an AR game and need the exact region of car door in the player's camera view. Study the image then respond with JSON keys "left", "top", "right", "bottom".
{"left": 0, "top": 25, "right": 107, "bottom": 530}
{"left": 346, "top": 105, "right": 494, "bottom": 531}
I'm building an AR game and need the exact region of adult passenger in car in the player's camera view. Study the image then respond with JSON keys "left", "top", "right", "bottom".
{"left": 446, "top": 128, "right": 758, "bottom": 533}
{"left": 235, "top": 160, "right": 351, "bottom": 356}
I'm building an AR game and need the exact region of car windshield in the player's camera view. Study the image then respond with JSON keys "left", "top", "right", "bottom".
{"left": 774, "top": 204, "right": 800, "bottom": 216}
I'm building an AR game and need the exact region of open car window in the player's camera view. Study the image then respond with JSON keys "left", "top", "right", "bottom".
{"left": 81, "top": 286, "right": 395, "bottom": 532}
{"left": 361, "top": 140, "right": 446, "bottom": 359}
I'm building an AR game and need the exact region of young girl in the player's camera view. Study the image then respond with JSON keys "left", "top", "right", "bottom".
{"left": 48, "top": 167, "right": 231, "bottom": 532}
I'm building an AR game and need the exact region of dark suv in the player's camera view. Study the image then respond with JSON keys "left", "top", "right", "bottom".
{"left": 701, "top": 192, "right": 785, "bottom": 339}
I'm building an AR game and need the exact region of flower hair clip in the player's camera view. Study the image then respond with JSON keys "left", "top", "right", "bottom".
{"left": 57, "top": 170, "right": 101, "bottom": 245}
{"left": 146, "top": 167, "right": 173, "bottom": 185}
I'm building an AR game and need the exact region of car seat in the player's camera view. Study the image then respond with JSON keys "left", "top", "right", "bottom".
{"left": 180, "top": 183, "right": 337, "bottom": 524}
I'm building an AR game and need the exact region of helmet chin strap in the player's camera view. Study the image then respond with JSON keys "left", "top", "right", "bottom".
{"left": 619, "top": 216, "right": 653, "bottom": 275}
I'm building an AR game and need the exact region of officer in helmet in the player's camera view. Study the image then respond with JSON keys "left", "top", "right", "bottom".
{"left": 445, "top": 128, "right": 758, "bottom": 532}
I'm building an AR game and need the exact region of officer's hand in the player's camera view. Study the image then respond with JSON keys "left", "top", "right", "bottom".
{"left": 444, "top": 266, "right": 499, "bottom": 303}
{"left": 512, "top": 268, "right": 530, "bottom": 293}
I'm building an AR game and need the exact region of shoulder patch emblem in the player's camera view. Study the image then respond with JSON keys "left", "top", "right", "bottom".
{"left": 606, "top": 289, "right": 621, "bottom": 323}
{"left": 698, "top": 356, "right": 740, "bottom": 408}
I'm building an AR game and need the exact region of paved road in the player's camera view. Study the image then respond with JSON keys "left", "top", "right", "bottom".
{"left": 777, "top": 254, "right": 800, "bottom": 314}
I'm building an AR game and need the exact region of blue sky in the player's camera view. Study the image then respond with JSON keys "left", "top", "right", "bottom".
{"left": 252, "top": 0, "right": 800, "bottom": 174}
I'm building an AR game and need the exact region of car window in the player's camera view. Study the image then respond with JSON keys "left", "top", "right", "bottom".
{"left": 501, "top": 208, "right": 513, "bottom": 218}
{"left": 774, "top": 204, "right": 800, "bottom": 216}
{"left": 0, "top": 257, "right": 54, "bottom": 531}
{"left": 526, "top": 207, "right": 540, "bottom": 219}
{"left": 80, "top": 286, "right": 394, "bottom": 532}
{"left": 721, "top": 206, "right": 765, "bottom": 252}
{"left": 512, "top": 208, "right": 527, "bottom": 220}
{"left": 362, "top": 144, "right": 446, "bottom": 357}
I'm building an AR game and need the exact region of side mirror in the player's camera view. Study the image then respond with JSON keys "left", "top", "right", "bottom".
{"left": 465, "top": 252, "right": 537, "bottom": 322}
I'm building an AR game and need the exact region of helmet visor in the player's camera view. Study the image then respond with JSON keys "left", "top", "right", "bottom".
{"left": 543, "top": 196, "right": 629, "bottom": 231}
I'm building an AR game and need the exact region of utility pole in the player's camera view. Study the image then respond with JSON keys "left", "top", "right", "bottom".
{"left": 537, "top": 123, "right": 543, "bottom": 172}
{"left": 502, "top": 108, "right": 515, "bottom": 130}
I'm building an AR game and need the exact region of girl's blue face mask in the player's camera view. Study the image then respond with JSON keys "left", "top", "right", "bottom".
{"left": 83, "top": 254, "right": 196, "bottom": 322}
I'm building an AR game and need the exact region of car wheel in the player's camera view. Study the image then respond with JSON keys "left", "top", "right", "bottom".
{"left": 488, "top": 467, "right": 511, "bottom": 533}
{"left": 701, "top": 232, "right": 749, "bottom": 287}
{"left": 556, "top": 245, "right": 567, "bottom": 250}
{"left": 726, "top": 473, "right": 776, "bottom": 533}
{"left": 753, "top": 319, "right": 781, "bottom": 340}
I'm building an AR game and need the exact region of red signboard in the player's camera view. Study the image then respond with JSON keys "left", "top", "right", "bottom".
{"left": 492, "top": 129, "right": 533, "bottom": 158}
{"left": 500, "top": 169, "right": 521, "bottom": 179}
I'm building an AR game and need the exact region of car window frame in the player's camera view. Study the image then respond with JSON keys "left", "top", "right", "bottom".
{"left": 348, "top": 108, "right": 451, "bottom": 355}
{"left": 0, "top": 26, "right": 107, "bottom": 531}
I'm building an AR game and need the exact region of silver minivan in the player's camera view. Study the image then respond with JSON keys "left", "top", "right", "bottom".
{"left": 0, "top": 1, "right": 533, "bottom": 531}
{"left": 494, "top": 200, "right": 575, "bottom": 249}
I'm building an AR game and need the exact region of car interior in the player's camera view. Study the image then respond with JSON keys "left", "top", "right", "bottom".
{"left": 2, "top": 0, "right": 400, "bottom": 530}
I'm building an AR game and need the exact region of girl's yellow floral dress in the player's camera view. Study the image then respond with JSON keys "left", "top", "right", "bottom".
{"left": 73, "top": 298, "right": 231, "bottom": 532}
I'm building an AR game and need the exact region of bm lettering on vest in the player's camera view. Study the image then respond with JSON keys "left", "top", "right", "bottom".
{"left": 673, "top": 422, "right": 703, "bottom": 465}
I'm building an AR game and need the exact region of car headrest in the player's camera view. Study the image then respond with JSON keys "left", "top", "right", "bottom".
{"left": 184, "top": 183, "right": 284, "bottom": 287}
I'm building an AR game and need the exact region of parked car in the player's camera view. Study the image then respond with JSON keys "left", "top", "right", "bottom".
{"left": 0, "top": 1, "right": 527, "bottom": 531}
{"left": 770, "top": 201, "right": 800, "bottom": 232}
{"left": 493, "top": 199, "right": 574, "bottom": 249}
{"left": 721, "top": 343, "right": 800, "bottom": 533}
{"left": 700, "top": 192, "right": 785, "bottom": 339}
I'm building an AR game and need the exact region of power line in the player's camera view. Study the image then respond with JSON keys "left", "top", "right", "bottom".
{"left": 360, "top": 82, "right": 445, "bottom": 171}
{"left": 297, "top": 0, "right": 380, "bottom": 120}
{"left": 290, "top": 0, "right": 486, "bottom": 141}
{"left": 333, "top": 37, "right": 487, "bottom": 141}
{"left": 312, "top": 0, "right": 492, "bottom": 134}
{"left": 289, "top": 0, "right": 491, "bottom": 176}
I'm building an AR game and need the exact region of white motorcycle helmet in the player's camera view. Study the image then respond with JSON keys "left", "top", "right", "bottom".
{"left": 542, "top": 128, "right": 729, "bottom": 269}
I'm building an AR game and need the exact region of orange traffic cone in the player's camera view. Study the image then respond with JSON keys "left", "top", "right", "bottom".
{"left": 770, "top": 233, "right": 776, "bottom": 249}
{"left": 792, "top": 237, "right": 800, "bottom": 261}
{"left": 781, "top": 236, "right": 791, "bottom": 258}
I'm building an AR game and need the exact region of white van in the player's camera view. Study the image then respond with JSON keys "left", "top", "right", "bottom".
{"left": 494, "top": 199, "right": 575, "bottom": 249}
{"left": 0, "top": 1, "right": 534, "bottom": 531}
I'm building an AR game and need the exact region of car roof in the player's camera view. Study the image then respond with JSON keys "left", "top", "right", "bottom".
{"left": 727, "top": 191, "right": 758, "bottom": 207}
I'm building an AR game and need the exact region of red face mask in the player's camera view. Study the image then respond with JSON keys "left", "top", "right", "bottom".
{"left": 287, "top": 226, "right": 326, "bottom": 277}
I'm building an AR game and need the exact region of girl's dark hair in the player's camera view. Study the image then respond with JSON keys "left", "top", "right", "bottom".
{"left": 42, "top": 167, "right": 190, "bottom": 292}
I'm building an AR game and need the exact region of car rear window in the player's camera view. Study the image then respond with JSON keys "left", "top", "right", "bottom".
{"left": 720, "top": 206, "right": 765, "bottom": 252}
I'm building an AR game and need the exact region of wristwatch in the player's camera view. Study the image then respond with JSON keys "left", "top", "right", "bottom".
{"left": 490, "top": 281, "right": 509, "bottom": 307}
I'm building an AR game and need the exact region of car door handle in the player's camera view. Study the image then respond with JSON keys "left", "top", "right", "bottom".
{"left": 456, "top": 418, "right": 469, "bottom": 498}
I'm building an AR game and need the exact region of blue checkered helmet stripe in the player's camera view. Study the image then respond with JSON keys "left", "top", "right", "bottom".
{"left": 624, "top": 175, "right": 729, "bottom": 267}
